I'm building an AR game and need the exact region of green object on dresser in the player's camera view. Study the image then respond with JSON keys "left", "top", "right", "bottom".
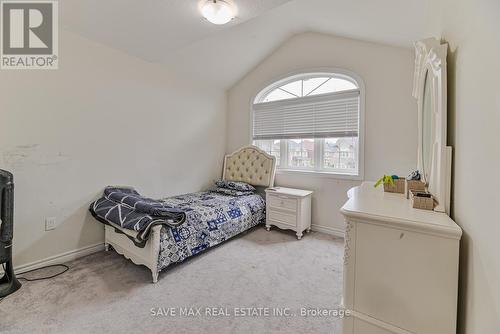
{"left": 374, "top": 175, "right": 395, "bottom": 188}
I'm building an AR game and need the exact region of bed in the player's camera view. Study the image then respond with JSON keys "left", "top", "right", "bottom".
{"left": 101, "top": 146, "right": 276, "bottom": 283}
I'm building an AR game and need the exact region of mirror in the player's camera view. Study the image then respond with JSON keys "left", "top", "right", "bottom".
{"left": 413, "top": 38, "right": 451, "bottom": 214}
{"left": 421, "top": 71, "right": 433, "bottom": 184}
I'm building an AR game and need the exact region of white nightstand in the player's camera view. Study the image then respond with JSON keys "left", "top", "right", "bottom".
{"left": 265, "top": 187, "right": 313, "bottom": 240}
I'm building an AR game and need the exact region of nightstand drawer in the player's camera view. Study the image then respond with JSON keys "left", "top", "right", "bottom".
{"left": 267, "top": 194, "right": 297, "bottom": 212}
{"left": 265, "top": 187, "right": 312, "bottom": 240}
{"left": 268, "top": 209, "right": 297, "bottom": 226}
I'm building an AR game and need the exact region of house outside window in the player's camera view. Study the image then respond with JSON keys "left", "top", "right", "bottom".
{"left": 252, "top": 71, "right": 364, "bottom": 178}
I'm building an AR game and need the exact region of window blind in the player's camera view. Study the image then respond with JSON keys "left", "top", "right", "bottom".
{"left": 252, "top": 90, "right": 360, "bottom": 140}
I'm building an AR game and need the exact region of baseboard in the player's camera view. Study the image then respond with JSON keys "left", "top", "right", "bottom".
{"left": 311, "top": 224, "right": 345, "bottom": 238}
{"left": 2, "top": 227, "right": 340, "bottom": 276}
{"left": 3, "top": 226, "right": 339, "bottom": 275}
{"left": 2, "top": 242, "right": 104, "bottom": 275}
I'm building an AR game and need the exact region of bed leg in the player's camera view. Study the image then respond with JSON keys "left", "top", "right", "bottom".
{"left": 152, "top": 271, "right": 159, "bottom": 284}
{"left": 104, "top": 243, "right": 110, "bottom": 252}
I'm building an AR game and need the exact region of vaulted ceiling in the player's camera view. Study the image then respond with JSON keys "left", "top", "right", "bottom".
{"left": 61, "top": 0, "right": 432, "bottom": 88}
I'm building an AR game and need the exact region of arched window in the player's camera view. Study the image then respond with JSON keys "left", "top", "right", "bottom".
{"left": 252, "top": 72, "right": 363, "bottom": 177}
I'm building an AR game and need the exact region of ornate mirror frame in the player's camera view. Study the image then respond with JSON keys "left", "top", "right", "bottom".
{"left": 413, "top": 38, "right": 452, "bottom": 214}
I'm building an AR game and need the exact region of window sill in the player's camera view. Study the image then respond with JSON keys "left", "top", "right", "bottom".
{"left": 275, "top": 169, "right": 363, "bottom": 181}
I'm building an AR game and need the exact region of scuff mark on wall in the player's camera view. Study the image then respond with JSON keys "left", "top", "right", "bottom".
{"left": 15, "top": 144, "right": 39, "bottom": 150}
{"left": 37, "top": 151, "right": 71, "bottom": 166}
{"left": 1, "top": 144, "right": 70, "bottom": 169}
{"left": 2, "top": 144, "right": 39, "bottom": 167}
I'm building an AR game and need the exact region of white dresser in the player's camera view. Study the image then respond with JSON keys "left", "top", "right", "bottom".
{"left": 340, "top": 182, "right": 462, "bottom": 334}
{"left": 265, "top": 187, "right": 312, "bottom": 240}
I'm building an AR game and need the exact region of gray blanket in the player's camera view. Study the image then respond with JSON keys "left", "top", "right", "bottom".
{"left": 89, "top": 187, "right": 186, "bottom": 245}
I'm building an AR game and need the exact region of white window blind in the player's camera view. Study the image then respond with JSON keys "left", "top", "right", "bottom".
{"left": 252, "top": 89, "right": 360, "bottom": 140}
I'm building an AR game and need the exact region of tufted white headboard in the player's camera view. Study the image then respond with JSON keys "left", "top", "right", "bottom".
{"left": 222, "top": 146, "right": 277, "bottom": 188}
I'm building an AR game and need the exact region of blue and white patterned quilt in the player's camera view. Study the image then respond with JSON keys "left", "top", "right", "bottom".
{"left": 157, "top": 191, "right": 265, "bottom": 271}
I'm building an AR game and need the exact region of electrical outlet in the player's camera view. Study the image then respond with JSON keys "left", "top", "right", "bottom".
{"left": 45, "top": 217, "right": 57, "bottom": 231}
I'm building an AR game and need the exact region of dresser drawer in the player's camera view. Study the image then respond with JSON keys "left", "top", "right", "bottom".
{"left": 353, "top": 222, "right": 459, "bottom": 333}
{"left": 268, "top": 209, "right": 297, "bottom": 226}
{"left": 267, "top": 194, "right": 297, "bottom": 212}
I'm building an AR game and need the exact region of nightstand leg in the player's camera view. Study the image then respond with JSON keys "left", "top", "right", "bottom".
{"left": 296, "top": 232, "right": 303, "bottom": 240}
{"left": 152, "top": 270, "right": 159, "bottom": 284}
{"left": 266, "top": 225, "right": 271, "bottom": 231}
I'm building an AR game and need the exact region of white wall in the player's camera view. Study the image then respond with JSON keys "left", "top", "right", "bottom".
{"left": 426, "top": 0, "right": 500, "bottom": 332}
{"left": 227, "top": 32, "right": 417, "bottom": 234}
{"left": 0, "top": 30, "right": 227, "bottom": 268}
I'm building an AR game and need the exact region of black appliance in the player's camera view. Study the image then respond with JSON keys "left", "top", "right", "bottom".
{"left": 0, "top": 169, "right": 21, "bottom": 297}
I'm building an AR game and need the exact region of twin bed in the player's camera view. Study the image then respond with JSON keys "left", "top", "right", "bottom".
{"left": 95, "top": 146, "right": 276, "bottom": 283}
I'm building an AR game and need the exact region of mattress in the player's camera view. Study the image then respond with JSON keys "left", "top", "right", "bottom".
{"left": 157, "top": 191, "right": 266, "bottom": 271}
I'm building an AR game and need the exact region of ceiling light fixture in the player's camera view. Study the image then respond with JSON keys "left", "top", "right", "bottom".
{"left": 201, "top": 0, "right": 235, "bottom": 25}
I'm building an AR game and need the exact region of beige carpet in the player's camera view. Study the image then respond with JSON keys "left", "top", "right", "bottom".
{"left": 0, "top": 227, "right": 344, "bottom": 334}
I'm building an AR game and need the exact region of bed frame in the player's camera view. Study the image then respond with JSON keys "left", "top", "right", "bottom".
{"left": 104, "top": 146, "right": 276, "bottom": 283}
